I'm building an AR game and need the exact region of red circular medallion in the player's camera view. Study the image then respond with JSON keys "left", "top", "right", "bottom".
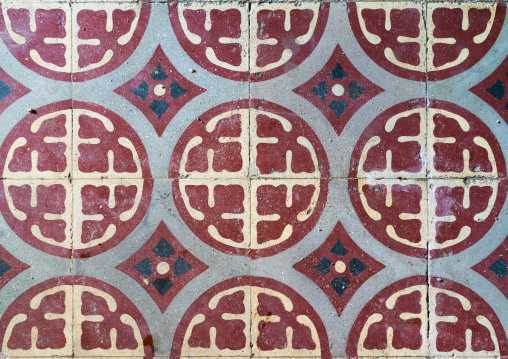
{"left": 170, "top": 100, "right": 329, "bottom": 258}
{"left": 349, "top": 99, "right": 507, "bottom": 258}
{"left": 169, "top": 3, "right": 328, "bottom": 81}
{"left": 348, "top": 3, "right": 506, "bottom": 81}
{"left": 0, "top": 100, "right": 152, "bottom": 258}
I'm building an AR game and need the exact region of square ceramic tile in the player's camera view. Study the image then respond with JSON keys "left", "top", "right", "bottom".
{"left": 169, "top": 1, "right": 250, "bottom": 81}
{"left": 427, "top": 268, "right": 508, "bottom": 357}
{"left": 249, "top": 2, "right": 329, "bottom": 82}
{"left": 0, "top": 2, "right": 73, "bottom": 82}
{"left": 0, "top": 1, "right": 507, "bottom": 359}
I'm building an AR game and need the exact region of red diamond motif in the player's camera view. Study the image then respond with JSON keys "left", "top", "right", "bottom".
{"left": 293, "top": 44, "right": 383, "bottom": 137}
{"left": 294, "top": 221, "right": 384, "bottom": 316}
{"left": 472, "top": 233, "right": 508, "bottom": 301}
{"left": 470, "top": 54, "right": 508, "bottom": 124}
{"left": 0, "top": 67, "right": 30, "bottom": 115}
{"left": 116, "top": 221, "right": 208, "bottom": 313}
{"left": 115, "top": 45, "right": 206, "bottom": 137}
{"left": 0, "top": 245, "right": 28, "bottom": 291}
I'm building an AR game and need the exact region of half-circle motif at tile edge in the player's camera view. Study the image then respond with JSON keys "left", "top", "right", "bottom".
{"left": 0, "top": 2, "right": 151, "bottom": 81}
{"left": 0, "top": 275, "right": 154, "bottom": 357}
{"left": 169, "top": 2, "right": 329, "bottom": 82}
{"left": 348, "top": 3, "right": 506, "bottom": 81}
{"left": 171, "top": 276, "right": 331, "bottom": 358}
{"left": 347, "top": 275, "right": 508, "bottom": 357}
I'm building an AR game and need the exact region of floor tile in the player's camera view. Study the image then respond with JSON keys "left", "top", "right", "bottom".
{"left": 427, "top": 271, "right": 508, "bottom": 357}
{"left": 169, "top": 1, "right": 250, "bottom": 81}
{"left": 347, "top": 275, "right": 429, "bottom": 357}
{"left": 0, "top": 98, "right": 73, "bottom": 258}
{"left": 249, "top": 2, "right": 329, "bottom": 82}
{"left": 426, "top": 99, "right": 507, "bottom": 259}
{"left": 347, "top": 2, "right": 427, "bottom": 82}
{"left": 72, "top": 276, "right": 154, "bottom": 357}
{"left": 114, "top": 45, "right": 206, "bottom": 137}
{"left": 0, "top": 2, "right": 73, "bottom": 82}
{"left": 426, "top": 3, "right": 506, "bottom": 81}
{"left": 426, "top": 4, "right": 508, "bottom": 358}
{"left": 71, "top": 1, "right": 151, "bottom": 82}
{"left": 72, "top": 177, "right": 153, "bottom": 259}
{"left": 116, "top": 220, "right": 209, "bottom": 313}
{"left": 293, "top": 43, "right": 384, "bottom": 138}
{"left": 0, "top": 1, "right": 508, "bottom": 359}
{"left": 0, "top": 276, "right": 74, "bottom": 357}
{"left": 293, "top": 220, "right": 385, "bottom": 318}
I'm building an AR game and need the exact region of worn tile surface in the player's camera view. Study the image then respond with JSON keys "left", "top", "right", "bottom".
{"left": 0, "top": 0, "right": 507, "bottom": 358}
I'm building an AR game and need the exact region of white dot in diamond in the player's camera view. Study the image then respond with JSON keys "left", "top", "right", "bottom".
{"left": 156, "top": 261, "right": 170, "bottom": 275}
{"left": 332, "top": 84, "right": 345, "bottom": 97}
{"left": 334, "top": 260, "right": 346, "bottom": 273}
{"left": 154, "top": 84, "right": 166, "bottom": 96}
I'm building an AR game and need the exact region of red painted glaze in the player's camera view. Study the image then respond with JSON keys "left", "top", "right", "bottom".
{"left": 171, "top": 276, "right": 331, "bottom": 358}
{"left": 0, "top": 276, "right": 154, "bottom": 357}
{"left": 116, "top": 221, "right": 208, "bottom": 313}
{"left": 170, "top": 100, "right": 329, "bottom": 258}
{"left": 0, "top": 101, "right": 153, "bottom": 258}
{"left": 0, "top": 3, "right": 150, "bottom": 81}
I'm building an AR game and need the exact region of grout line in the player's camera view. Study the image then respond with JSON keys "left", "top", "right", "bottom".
{"left": 0, "top": 175, "right": 505, "bottom": 180}
{"left": 69, "top": 2, "right": 76, "bottom": 357}
{"left": 64, "top": 1, "right": 508, "bottom": 3}
{"left": 424, "top": 0, "right": 432, "bottom": 356}
{"left": 26, "top": 0, "right": 507, "bottom": 4}
{"left": 247, "top": 2, "right": 254, "bottom": 357}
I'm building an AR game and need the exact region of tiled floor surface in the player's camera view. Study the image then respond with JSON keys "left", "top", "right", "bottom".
{"left": 0, "top": 1, "right": 507, "bottom": 358}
